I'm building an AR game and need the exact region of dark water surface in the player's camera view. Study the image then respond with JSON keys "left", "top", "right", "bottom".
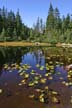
{"left": 0, "top": 46, "right": 72, "bottom": 108}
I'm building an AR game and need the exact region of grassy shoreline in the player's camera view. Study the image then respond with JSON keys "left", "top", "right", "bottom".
{"left": 0, "top": 42, "right": 51, "bottom": 47}
{"left": 0, "top": 42, "right": 72, "bottom": 47}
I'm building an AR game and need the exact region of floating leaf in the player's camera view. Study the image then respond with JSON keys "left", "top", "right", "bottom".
{"left": 29, "top": 94, "right": 35, "bottom": 98}
{"left": 57, "top": 72, "right": 61, "bottom": 75}
{"left": 45, "top": 73, "right": 49, "bottom": 77}
{"left": 62, "top": 81, "right": 66, "bottom": 84}
{"left": 52, "top": 97, "right": 60, "bottom": 103}
{"left": 36, "top": 64, "right": 40, "bottom": 68}
{"left": 39, "top": 94, "right": 44, "bottom": 99}
{"left": 34, "top": 80, "right": 38, "bottom": 84}
{"left": 28, "top": 82, "right": 34, "bottom": 87}
{"left": 68, "top": 82, "right": 72, "bottom": 86}
{"left": 48, "top": 76, "right": 53, "bottom": 80}
{"left": 24, "top": 74, "right": 29, "bottom": 78}
{"left": 51, "top": 91, "right": 58, "bottom": 95}
{"left": 21, "top": 80, "right": 25, "bottom": 83}
{"left": 40, "top": 78, "right": 46, "bottom": 83}
{"left": 40, "top": 98, "right": 44, "bottom": 103}
{"left": 46, "top": 66, "right": 49, "bottom": 70}
{"left": 44, "top": 86, "right": 48, "bottom": 90}
{"left": 65, "top": 82, "right": 69, "bottom": 86}
{"left": 40, "top": 66, "right": 44, "bottom": 70}
{"left": 20, "top": 72, "right": 24, "bottom": 76}
{"left": 34, "top": 76, "right": 39, "bottom": 80}
{"left": 0, "top": 89, "right": 2, "bottom": 94}
{"left": 59, "top": 77, "right": 63, "bottom": 80}
{"left": 35, "top": 89, "right": 41, "bottom": 92}
{"left": 18, "top": 83, "right": 22, "bottom": 86}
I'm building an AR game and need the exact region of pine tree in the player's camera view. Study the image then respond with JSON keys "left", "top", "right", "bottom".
{"left": 21, "top": 25, "right": 25, "bottom": 39}
{"left": 1, "top": 6, "right": 7, "bottom": 29}
{"left": 54, "top": 7, "right": 62, "bottom": 30}
{"left": 0, "top": 13, "right": 3, "bottom": 33}
{"left": 13, "top": 28, "right": 17, "bottom": 40}
{"left": 35, "top": 17, "right": 40, "bottom": 33}
{"left": 65, "top": 14, "right": 70, "bottom": 30}
{"left": 40, "top": 18, "right": 44, "bottom": 33}
{"left": 15, "top": 9, "right": 22, "bottom": 37}
{"left": 0, "top": 28, "right": 6, "bottom": 41}
{"left": 54, "top": 8, "right": 60, "bottom": 19}
{"left": 7, "top": 10, "right": 16, "bottom": 37}
{"left": 46, "top": 3, "right": 54, "bottom": 31}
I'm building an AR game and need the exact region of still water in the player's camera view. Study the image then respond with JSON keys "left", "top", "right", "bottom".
{"left": 0, "top": 46, "right": 72, "bottom": 108}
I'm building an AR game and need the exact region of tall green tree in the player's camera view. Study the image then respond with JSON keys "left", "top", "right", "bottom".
{"left": 46, "top": 3, "right": 54, "bottom": 31}
{"left": 15, "top": 9, "right": 22, "bottom": 37}
{"left": 0, "top": 11, "right": 3, "bottom": 33}
{"left": 13, "top": 28, "right": 17, "bottom": 40}
{"left": 7, "top": 10, "right": 15, "bottom": 37}
{"left": 1, "top": 6, "right": 7, "bottom": 29}
{"left": 0, "top": 28, "right": 6, "bottom": 41}
{"left": 64, "top": 14, "right": 70, "bottom": 31}
{"left": 35, "top": 17, "right": 40, "bottom": 33}
{"left": 54, "top": 8, "right": 62, "bottom": 30}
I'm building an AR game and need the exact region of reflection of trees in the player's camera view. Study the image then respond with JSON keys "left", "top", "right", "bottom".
{"left": 32, "top": 47, "right": 44, "bottom": 65}
{"left": 0, "top": 49, "right": 5, "bottom": 75}
{"left": 0, "top": 46, "right": 72, "bottom": 75}
{"left": 43, "top": 47, "right": 72, "bottom": 65}
{"left": 0, "top": 47, "right": 29, "bottom": 73}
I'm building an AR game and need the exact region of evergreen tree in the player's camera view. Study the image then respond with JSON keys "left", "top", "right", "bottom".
{"left": 13, "top": 28, "right": 17, "bottom": 40}
{"left": 54, "top": 8, "right": 60, "bottom": 19}
{"left": 0, "top": 28, "right": 6, "bottom": 41}
{"left": 35, "top": 17, "right": 40, "bottom": 32}
{"left": 54, "top": 7, "right": 62, "bottom": 30}
{"left": 46, "top": 3, "right": 54, "bottom": 31}
{"left": 7, "top": 10, "right": 15, "bottom": 37}
{"left": 40, "top": 18, "right": 44, "bottom": 33}
{"left": 0, "top": 13, "right": 3, "bottom": 33}
{"left": 64, "top": 14, "right": 70, "bottom": 31}
{"left": 21, "top": 25, "right": 25, "bottom": 39}
{"left": 1, "top": 6, "right": 7, "bottom": 29}
{"left": 15, "top": 9, "right": 22, "bottom": 37}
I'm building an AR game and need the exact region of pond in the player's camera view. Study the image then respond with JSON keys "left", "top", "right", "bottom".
{"left": 0, "top": 46, "right": 72, "bottom": 108}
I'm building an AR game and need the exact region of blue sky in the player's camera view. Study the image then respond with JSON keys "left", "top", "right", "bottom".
{"left": 0, "top": 0, "right": 72, "bottom": 27}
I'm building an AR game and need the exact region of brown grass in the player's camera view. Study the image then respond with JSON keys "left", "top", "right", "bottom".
{"left": 0, "top": 42, "right": 51, "bottom": 47}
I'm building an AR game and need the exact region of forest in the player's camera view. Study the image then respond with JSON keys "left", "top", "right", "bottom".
{"left": 0, "top": 3, "right": 72, "bottom": 43}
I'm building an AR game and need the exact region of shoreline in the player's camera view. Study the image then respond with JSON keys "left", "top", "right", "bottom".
{"left": 0, "top": 42, "right": 72, "bottom": 47}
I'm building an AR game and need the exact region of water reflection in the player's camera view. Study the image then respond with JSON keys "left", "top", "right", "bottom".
{"left": 0, "top": 46, "right": 72, "bottom": 108}
{"left": 0, "top": 47, "right": 29, "bottom": 76}
{"left": 22, "top": 49, "right": 45, "bottom": 66}
{"left": 0, "top": 46, "right": 72, "bottom": 78}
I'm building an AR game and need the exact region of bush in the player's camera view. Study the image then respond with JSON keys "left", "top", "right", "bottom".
{"left": 0, "top": 38, "right": 4, "bottom": 42}
{"left": 0, "top": 36, "right": 4, "bottom": 42}
{"left": 49, "top": 39, "right": 57, "bottom": 45}
{"left": 5, "top": 37, "right": 13, "bottom": 41}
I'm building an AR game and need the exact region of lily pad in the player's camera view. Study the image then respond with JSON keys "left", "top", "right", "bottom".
{"left": 52, "top": 97, "right": 60, "bottom": 104}
{"left": 40, "top": 78, "right": 46, "bottom": 83}
{"left": 0, "top": 89, "right": 2, "bottom": 94}
{"left": 36, "top": 64, "right": 40, "bottom": 68}
{"left": 40, "top": 66, "right": 44, "bottom": 70}
{"left": 29, "top": 94, "right": 35, "bottom": 98}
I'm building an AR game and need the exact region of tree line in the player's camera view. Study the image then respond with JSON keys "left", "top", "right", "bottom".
{"left": 45, "top": 3, "right": 72, "bottom": 43}
{"left": 0, "top": 7, "right": 30, "bottom": 41}
{"left": 0, "top": 4, "right": 72, "bottom": 43}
